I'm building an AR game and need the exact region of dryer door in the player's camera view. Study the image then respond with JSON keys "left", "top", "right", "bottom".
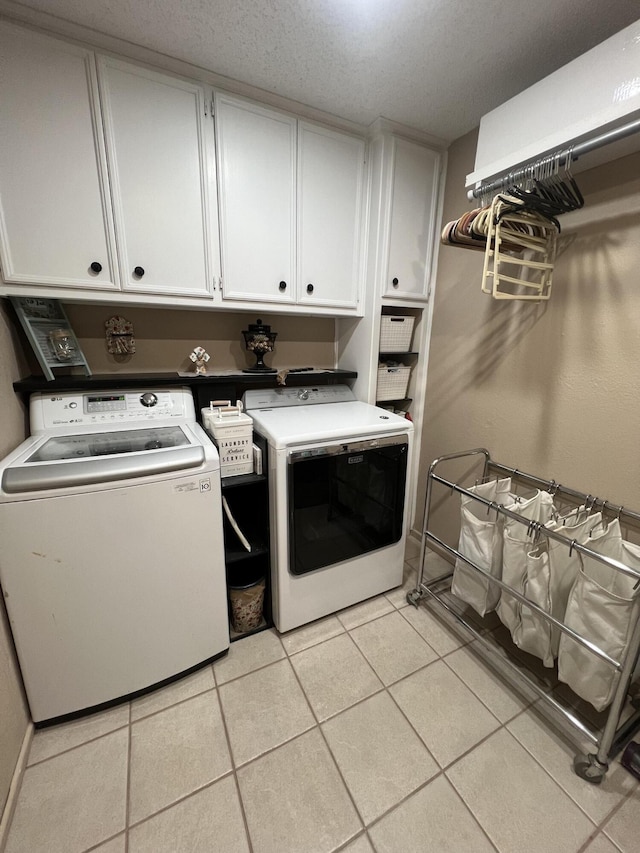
{"left": 287, "top": 434, "right": 408, "bottom": 575}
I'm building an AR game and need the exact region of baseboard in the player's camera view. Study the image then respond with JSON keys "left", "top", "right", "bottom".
{"left": 407, "top": 527, "right": 422, "bottom": 546}
{"left": 0, "top": 722, "right": 33, "bottom": 853}
{"left": 407, "top": 527, "right": 454, "bottom": 566}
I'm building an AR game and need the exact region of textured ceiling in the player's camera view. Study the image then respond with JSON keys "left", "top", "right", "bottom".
{"left": 4, "top": 0, "right": 640, "bottom": 141}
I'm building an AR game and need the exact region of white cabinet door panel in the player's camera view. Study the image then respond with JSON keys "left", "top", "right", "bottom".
{"left": 0, "top": 22, "right": 117, "bottom": 289}
{"left": 385, "top": 138, "right": 440, "bottom": 300}
{"left": 98, "top": 58, "right": 214, "bottom": 298}
{"left": 298, "top": 123, "right": 364, "bottom": 310}
{"left": 216, "top": 95, "right": 296, "bottom": 303}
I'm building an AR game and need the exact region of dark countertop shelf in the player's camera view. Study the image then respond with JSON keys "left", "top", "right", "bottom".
{"left": 221, "top": 472, "right": 266, "bottom": 490}
{"left": 225, "top": 544, "right": 269, "bottom": 565}
{"left": 14, "top": 368, "right": 357, "bottom": 395}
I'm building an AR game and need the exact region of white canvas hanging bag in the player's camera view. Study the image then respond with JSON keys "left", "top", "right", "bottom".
{"left": 515, "top": 509, "right": 602, "bottom": 667}
{"left": 451, "top": 478, "right": 513, "bottom": 617}
{"left": 557, "top": 519, "right": 640, "bottom": 712}
{"left": 496, "top": 490, "right": 555, "bottom": 638}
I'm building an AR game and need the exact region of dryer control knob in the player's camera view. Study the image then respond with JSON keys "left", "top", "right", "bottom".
{"left": 140, "top": 392, "right": 158, "bottom": 408}
{"left": 297, "top": 389, "right": 310, "bottom": 401}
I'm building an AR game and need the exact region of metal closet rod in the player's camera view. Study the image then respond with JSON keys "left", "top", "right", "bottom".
{"left": 467, "top": 115, "right": 640, "bottom": 202}
{"left": 487, "top": 460, "right": 640, "bottom": 527}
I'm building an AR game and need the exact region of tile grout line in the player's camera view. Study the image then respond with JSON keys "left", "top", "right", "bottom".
{"left": 124, "top": 700, "right": 132, "bottom": 853}
{"left": 575, "top": 828, "right": 623, "bottom": 853}
{"left": 287, "top": 614, "right": 499, "bottom": 849}
{"left": 81, "top": 832, "right": 127, "bottom": 853}
{"left": 331, "top": 829, "right": 376, "bottom": 853}
{"left": 78, "top": 704, "right": 134, "bottom": 853}
{"left": 18, "top": 592, "right": 638, "bottom": 853}
{"left": 214, "top": 650, "right": 290, "bottom": 689}
{"left": 352, "top": 593, "right": 635, "bottom": 848}
{"left": 123, "top": 773, "right": 237, "bottom": 837}
{"left": 27, "top": 673, "right": 220, "bottom": 771}
{"left": 129, "top": 679, "right": 217, "bottom": 724}
{"left": 503, "top": 706, "right": 625, "bottom": 833}
{"left": 120, "top": 666, "right": 250, "bottom": 841}
{"left": 215, "top": 677, "right": 256, "bottom": 853}
{"left": 375, "top": 655, "right": 501, "bottom": 852}
{"left": 492, "top": 682, "right": 640, "bottom": 835}
{"left": 26, "top": 721, "right": 131, "bottom": 769}
{"left": 439, "top": 640, "right": 539, "bottom": 718}
{"left": 285, "top": 644, "right": 369, "bottom": 846}
{"left": 359, "top": 598, "right": 585, "bottom": 849}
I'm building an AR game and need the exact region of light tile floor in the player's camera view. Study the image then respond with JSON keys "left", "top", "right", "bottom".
{"left": 4, "top": 548, "right": 640, "bottom": 853}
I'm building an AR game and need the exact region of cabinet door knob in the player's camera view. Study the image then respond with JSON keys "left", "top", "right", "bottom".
{"left": 134, "top": 266, "right": 145, "bottom": 278}
{"left": 392, "top": 277, "right": 399, "bottom": 287}
{"left": 278, "top": 281, "right": 287, "bottom": 291}
{"left": 90, "top": 261, "right": 102, "bottom": 273}
{"left": 306, "top": 283, "right": 314, "bottom": 294}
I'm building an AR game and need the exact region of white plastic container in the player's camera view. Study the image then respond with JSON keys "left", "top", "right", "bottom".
{"left": 202, "top": 401, "right": 253, "bottom": 477}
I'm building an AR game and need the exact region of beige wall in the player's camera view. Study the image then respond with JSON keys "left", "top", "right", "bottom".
{"left": 63, "top": 305, "right": 336, "bottom": 374}
{"left": 419, "top": 130, "right": 640, "bottom": 549}
{"left": 0, "top": 302, "right": 30, "bottom": 817}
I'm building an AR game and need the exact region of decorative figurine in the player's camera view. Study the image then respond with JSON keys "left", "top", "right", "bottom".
{"left": 105, "top": 315, "right": 135, "bottom": 355}
{"left": 241, "top": 318, "right": 277, "bottom": 373}
{"left": 190, "top": 346, "right": 211, "bottom": 375}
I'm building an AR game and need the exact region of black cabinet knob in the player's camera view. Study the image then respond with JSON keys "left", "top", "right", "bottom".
{"left": 133, "top": 266, "right": 145, "bottom": 278}
{"left": 278, "top": 281, "right": 287, "bottom": 291}
{"left": 392, "top": 277, "right": 399, "bottom": 287}
{"left": 90, "top": 261, "right": 102, "bottom": 273}
{"left": 306, "top": 283, "right": 314, "bottom": 294}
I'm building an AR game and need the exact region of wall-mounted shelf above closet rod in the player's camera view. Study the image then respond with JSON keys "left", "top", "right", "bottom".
{"left": 467, "top": 115, "right": 640, "bottom": 203}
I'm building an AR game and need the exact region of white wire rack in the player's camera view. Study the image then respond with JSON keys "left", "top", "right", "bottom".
{"left": 408, "top": 448, "right": 640, "bottom": 783}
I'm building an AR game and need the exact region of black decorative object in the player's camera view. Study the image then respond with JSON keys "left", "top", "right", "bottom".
{"left": 242, "top": 318, "right": 278, "bottom": 373}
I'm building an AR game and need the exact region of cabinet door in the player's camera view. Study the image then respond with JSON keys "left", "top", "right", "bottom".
{"left": 384, "top": 137, "right": 440, "bottom": 300}
{"left": 0, "top": 23, "right": 118, "bottom": 289}
{"left": 216, "top": 95, "right": 296, "bottom": 304}
{"left": 98, "top": 58, "right": 216, "bottom": 298}
{"left": 298, "top": 123, "right": 365, "bottom": 311}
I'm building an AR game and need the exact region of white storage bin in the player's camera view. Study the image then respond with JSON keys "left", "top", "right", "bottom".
{"left": 379, "top": 315, "right": 415, "bottom": 352}
{"left": 202, "top": 401, "right": 253, "bottom": 477}
{"left": 376, "top": 365, "right": 411, "bottom": 401}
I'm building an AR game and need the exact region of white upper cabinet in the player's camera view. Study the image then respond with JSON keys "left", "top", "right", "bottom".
{"left": 216, "top": 94, "right": 365, "bottom": 312}
{"left": 216, "top": 95, "right": 296, "bottom": 304}
{"left": 297, "top": 123, "right": 365, "bottom": 310}
{"left": 0, "top": 24, "right": 366, "bottom": 313}
{"left": 97, "top": 58, "right": 216, "bottom": 299}
{"left": 0, "top": 21, "right": 118, "bottom": 290}
{"left": 383, "top": 136, "right": 441, "bottom": 300}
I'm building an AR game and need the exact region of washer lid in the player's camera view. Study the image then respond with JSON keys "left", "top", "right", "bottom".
{"left": 248, "top": 401, "right": 412, "bottom": 449}
{"left": 26, "top": 426, "right": 191, "bottom": 462}
{"left": 0, "top": 421, "right": 219, "bottom": 497}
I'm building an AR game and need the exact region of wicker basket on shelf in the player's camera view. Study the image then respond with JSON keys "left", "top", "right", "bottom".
{"left": 379, "top": 316, "right": 415, "bottom": 353}
{"left": 377, "top": 365, "right": 411, "bottom": 401}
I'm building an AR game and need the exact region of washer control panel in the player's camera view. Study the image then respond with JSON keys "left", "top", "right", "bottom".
{"left": 29, "top": 388, "right": 195, "bottom": 434}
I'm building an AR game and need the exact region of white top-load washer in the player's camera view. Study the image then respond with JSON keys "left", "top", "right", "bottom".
{"left": 243, "top": 385, "right": 413, "bottom": 632}
{"left": 0, "top": 387, "right": 228, "bottom": 723}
